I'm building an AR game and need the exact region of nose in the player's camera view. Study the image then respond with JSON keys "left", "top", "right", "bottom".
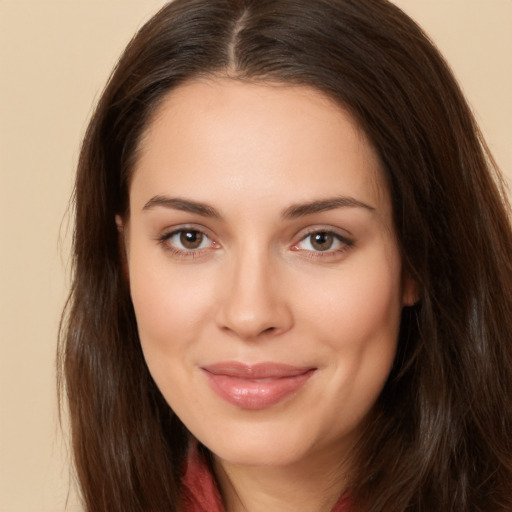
{"left": 216, "top": 247, "right": 294, "bottom": 340}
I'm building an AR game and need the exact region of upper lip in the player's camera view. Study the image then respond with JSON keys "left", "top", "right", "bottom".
{"left": 201, "top": 361, "right": 315, "bottom": 379}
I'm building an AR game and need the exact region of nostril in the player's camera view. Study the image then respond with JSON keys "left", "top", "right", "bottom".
{"left": 220, "top": 323, "right": 279, "bottom": 339}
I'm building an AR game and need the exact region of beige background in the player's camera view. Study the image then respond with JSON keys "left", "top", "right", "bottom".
{"left": 0, "top": 1, "right": 510, "bottom": 511}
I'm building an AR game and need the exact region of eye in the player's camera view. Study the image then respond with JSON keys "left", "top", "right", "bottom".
{"left": 158, "top": 227, "right": 217, "bottom": 254}
{"left": 292, "top": 229, "right": 353, "bottom": 256}
{"left": 304, "top": 231, "right": 336, "bottom": 251}
{"left": 175, "top": 229, "right": 208, "bottom": 250}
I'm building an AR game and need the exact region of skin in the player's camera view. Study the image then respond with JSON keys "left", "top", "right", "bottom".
{"left": 119, "top": 78, "right": 417, "bottom": 512}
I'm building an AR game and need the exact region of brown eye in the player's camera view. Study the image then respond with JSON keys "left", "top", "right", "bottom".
{"left": 292, "top": 230, "right": 352, "bottom": 256}
{"left": 179, "top": 230, "right": 204, "bottom": 249}
{"left": 310, "top": 232, "right": 334, "bottom": 251}
{"left": 158, "top": 228, "right": 218, "bottom": 256}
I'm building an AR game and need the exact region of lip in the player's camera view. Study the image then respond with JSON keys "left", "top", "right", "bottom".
{"left": 201, "top": 362, "right": 316, "bottom": 410}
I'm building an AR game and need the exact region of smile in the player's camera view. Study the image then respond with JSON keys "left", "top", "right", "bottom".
{"left": 201, "top": 362, "right": 316, "bottom": 410}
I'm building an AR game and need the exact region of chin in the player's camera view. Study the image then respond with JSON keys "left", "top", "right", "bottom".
{"left": 196, "top": 418, "right": 333, "bottom": 469}
{"left": 212, "top": 440, "right": 307, "bottom": 468}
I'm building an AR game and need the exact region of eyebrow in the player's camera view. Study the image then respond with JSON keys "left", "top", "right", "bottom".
{"left": 142, "top": 195, "right": 223, "bottom": 218}
{"left": 281, "top": 196, "right": 375, "bottom": 219}
{"left": 142, "top": 195, "right": 374, "bottom": 219}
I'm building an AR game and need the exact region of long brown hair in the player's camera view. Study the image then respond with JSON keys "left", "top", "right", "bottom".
{"left": 59, "top": 0, "right": 512, "bottom": 510}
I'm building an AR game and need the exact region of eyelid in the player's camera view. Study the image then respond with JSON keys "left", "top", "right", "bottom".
{"left": 155, "top": 223, "right": 354, "bottom": 260}
{"left": 295, "top": 225, "right": 353, "bottom": 244}
{"left": 157, "top": 224, "right": 220, "bottom": 257}
{"left": 290, "top": 226, "right": 354, "bottom": 257}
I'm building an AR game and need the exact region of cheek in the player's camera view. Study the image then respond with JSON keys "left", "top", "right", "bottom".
{"left": 304, "top": 256, "right": 402, "bottom": 432}
{"left": 297, "top": 243, "right": 403, "bottom": 408}
{"left": 301, "top": 249, "right": 403, "bottom": 351}
{"left": 128, "top": 259, "right": 216, "bottom": 418}
{"left": 128, "top": 252, "right": 214, "bottom": 360}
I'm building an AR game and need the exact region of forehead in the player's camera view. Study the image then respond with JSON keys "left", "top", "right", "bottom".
{"left": 131, "top": 78, "right": 389, "bottom": 216}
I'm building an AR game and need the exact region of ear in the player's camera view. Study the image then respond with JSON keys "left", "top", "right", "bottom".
{"left": 115, "top": 214, "right": 130, "bottom": 282}
{"left": 115, "top": 214, "right": 124, "bottom": 233}
{"left": 402, "top": 272, "right": 420, "bottom": 307}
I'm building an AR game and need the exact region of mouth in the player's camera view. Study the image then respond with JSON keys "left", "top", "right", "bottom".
{"left": 201, "top": 362, "right": 316, "bottom": 410}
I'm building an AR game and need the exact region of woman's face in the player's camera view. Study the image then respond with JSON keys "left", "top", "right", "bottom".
{"left": 121, "top": 78, "right": 416, "bottom": 469}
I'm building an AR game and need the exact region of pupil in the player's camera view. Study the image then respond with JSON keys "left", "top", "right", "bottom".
{"left": 312, "top": 232, "right": 333, "bottom": 251}
{"left": 180, "top": 230, "right": 203, "bottom": 249}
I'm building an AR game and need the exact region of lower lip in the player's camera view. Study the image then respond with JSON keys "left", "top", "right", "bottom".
{"left": 202, "top": 369, "right": 315, "bottom": 410}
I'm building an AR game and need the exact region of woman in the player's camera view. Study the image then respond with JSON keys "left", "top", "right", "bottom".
{"left": 59, "top": 0, "right": 512, "bottom": 510}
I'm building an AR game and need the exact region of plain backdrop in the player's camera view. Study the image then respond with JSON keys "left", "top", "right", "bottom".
{"left": 0, "top": 1, "right": 510, "bottom": 511}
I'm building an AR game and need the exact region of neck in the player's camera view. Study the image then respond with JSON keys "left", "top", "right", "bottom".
{"left": 213, "top": 446, "right": 350, "bottom": 512}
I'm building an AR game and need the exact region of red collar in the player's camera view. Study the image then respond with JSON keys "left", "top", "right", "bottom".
{"left": 180, "top": 444, "right": 350, "bottom": 512}
{"left": 181, "top": 443, "right": 224, "bottom": 512}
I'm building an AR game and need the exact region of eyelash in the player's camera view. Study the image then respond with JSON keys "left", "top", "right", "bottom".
{"left": 157, "top": 227, "right": 217, "bottom": 258}
{"left": 157, "top": 227, "right": 354, "bottom": 260}
{"left": 291, "top": 229, "right": 354, "bottom": 260}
